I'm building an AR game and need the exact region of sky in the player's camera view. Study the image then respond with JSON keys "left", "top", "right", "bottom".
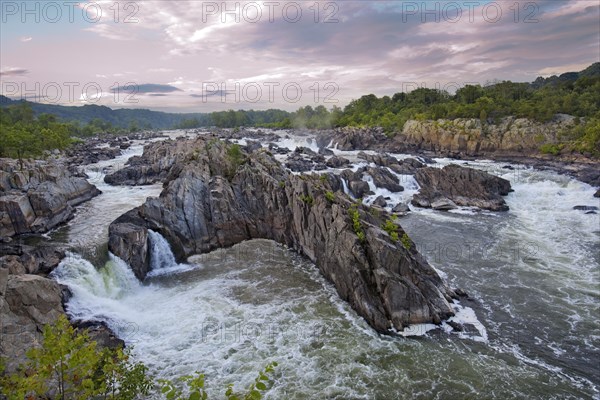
{"left": 1, "top": 0, "right": 599, "bottom": 113}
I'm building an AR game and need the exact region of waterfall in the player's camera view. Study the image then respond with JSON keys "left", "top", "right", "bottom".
{"left": 148, "top": 230, "right": 177, "bottom": 271}
{"left": 51, "top": 252, "right": 141, "bottom": 301}
{"left": 341, "top": 178, "right": 353, "bottom": 198}
{"left": 147, "top": 230, "right": 193, "bottom": 277}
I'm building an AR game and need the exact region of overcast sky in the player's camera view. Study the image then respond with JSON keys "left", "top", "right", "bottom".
{"left": 1, "top": 0, "right": 598, "bottom": 112}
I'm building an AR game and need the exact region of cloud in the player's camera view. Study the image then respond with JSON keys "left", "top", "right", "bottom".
{"left": 20, "top": 37, "right": 32, "bottom": 42}
{"left": 0, "top": 67, "right": 29, "bottom": 77}
{"left": 110, "top": 83, "right": 182, "bottom": 94}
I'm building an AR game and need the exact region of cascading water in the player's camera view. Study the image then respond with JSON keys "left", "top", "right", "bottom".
{"left": 50, "top": 134, "right": 599, "bottom": 399}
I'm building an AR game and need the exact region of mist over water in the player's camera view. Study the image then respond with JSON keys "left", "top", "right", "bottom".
{"left": 52, "top": 132, "right": 599, "bottom": 399}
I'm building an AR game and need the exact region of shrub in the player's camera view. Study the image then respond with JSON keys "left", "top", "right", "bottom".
{"left": 299, "top": 194, "right": 314, "bottom": 206}
{"left": 0, "top": 315, "right": 152, "bottom": 400}
{"left": 382, "top": 216, "right": 399, "bottom": 242}
{"left": 348, "top": 204, "right": 365, "bottom": 242}
{"left": 401, "top": 233, "right": 412, "bottom": 250}
{"left": 325, "top": 191, "right": 335, "bottom": 203}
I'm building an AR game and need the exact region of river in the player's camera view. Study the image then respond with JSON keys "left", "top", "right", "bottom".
{"left": 50, "top": 131, "right": 599, "bottom": 399}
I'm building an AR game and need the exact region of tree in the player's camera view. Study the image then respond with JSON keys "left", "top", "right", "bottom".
{"left": 0, "top": 315, "right": 152, "bottom": 400}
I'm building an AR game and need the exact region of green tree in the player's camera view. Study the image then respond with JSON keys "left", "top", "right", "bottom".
{"left": 0, "top": 315, "right": 152, "bottom": 400}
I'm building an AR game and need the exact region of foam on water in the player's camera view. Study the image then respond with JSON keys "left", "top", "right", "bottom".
{"left": 52, "top": 130, "right": 600, "bottom": 399}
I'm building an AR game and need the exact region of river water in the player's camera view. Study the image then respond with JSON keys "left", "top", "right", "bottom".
{"left": 50, "top": 131, "right": 599, "bottom": 399}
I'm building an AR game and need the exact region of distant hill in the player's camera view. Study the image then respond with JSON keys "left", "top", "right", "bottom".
{"left": 0, "top": 96, "right": 208, "bottom": 129}
{"left": 530, "top": 62, "right": 600, "bottom": 89}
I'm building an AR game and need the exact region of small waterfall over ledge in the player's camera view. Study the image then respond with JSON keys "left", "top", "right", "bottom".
{"left": 146, "top": 230, "right": 194, "bottom": 277}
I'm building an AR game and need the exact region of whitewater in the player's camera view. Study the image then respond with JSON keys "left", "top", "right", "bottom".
{"left": 49, "top": 131, "right": 599, "bottom": 399}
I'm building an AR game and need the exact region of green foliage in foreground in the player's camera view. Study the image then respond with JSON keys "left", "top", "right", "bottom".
{"left": 0, "top": 315, "right": 152, "bottom": 400}
{"left": 0, "top": 316, "right": 277, "bottom": 400}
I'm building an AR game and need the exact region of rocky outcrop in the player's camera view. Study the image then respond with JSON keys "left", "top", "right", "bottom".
{"left": 285, "top": 147, "right": 326, "bottom": 172}
{"left": 109, "top": 138, "right": 458, "bottom": 333}
{"left": 104, "top": 139, "right": 185, "bottom": 185}
{"left": 398, "top": 117, "right": 575, "bottom": 155}
{"left": 0, "top": 159, "right": 101, "bottom": 237}
{"left": 365, "top": 167, "right": 404, "bottom": 193}
{"left": 412, "top": 165, "right": 512, "bottom": 211}
{"left": 0, "top": 271, "right": 66, "bottom": 372}
{"left": 316, "top": 121, "right": 600, "bottom": 186}
{"left": 326, "top": 155, "right": 350, "bottom": 168}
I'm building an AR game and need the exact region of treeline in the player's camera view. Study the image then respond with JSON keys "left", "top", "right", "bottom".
{"left": 174, "top": 63, "right": 599, "bottom": 134}
{"left": 0, "top": 96, "right": 205, "bottom": 130}
{"left": 0, "top": 103, "right": 149, "bottom": 163}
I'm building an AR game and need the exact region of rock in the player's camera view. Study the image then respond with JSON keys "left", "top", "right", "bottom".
{"left": 366, "top": 167, "right": 404, "bottom": 192}
{"left": 595, "top": 189, "right": 600, "bottom": 198}
{"left": 268, "top": 143, "right": 290, "bottom": 155}
{"left": 388, "top": 158, "right": 425, "bottom": 175}
{"left": 72, "top": 320, "right": 125, "bottom": 350}
{"left": 392, "top": 203, "right": 410, "bottom": 214}
{"left": 373, "top": 196, "right": 387, "bottom": 207}
{"left": 244, "top": 140, "right": 262, "bottom": 153}
{"left": 357, "top": 152, "right": 399, "bottom": 167}
{"left": 318, "top": 147, "right": 334, "bottom": 156}
{"left": 412, "top": 164, "right": 512, "bottom": 211}
{"left": 431, "top": 198, "right": 458, "bottom": 211}
{"left": 0, "top": 267, "right": 8, "bottom": 296}
{"left": 104, "top": 138, "right": 195, "bottom": 185}
{"left": 326, "top": 156, "right": 351, "bottom": 168}
{"left": 0, "top": 159, "right": 100, "bottom": 237}
{"left": 446, "top": 320, "right": 464, "bottom": 332}
{"left": 573, "top": 205, "right": 599, "bottom": 211}
{"left": 0, "top": 246, "right": 64, "bottom": 276}
{"left": 348, "top": 180, "right": 372, "bottom": 199}
{"left": 108, "top": 219, "right": 150, "bottom": 281}
{"left": 0, "top": 274, "right": 65, "bottom": 372}
{"left": 109, "top": 138, "right": 458, "bottom": 334}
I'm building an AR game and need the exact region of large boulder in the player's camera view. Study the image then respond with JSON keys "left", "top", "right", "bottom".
{"left": 366, "top": 167, "right": 404, "bottom": 193}
{"left": 412, "top": 164, "right": 512, "bottom": 211}
{"left": 109, "top": 138, "right": 458, "bottom": 334}
{"left": 0, "top": 159, "right": 100, "bottom": 237}
{"left": 0, "top": 274, "right": 65, "bottom": 372}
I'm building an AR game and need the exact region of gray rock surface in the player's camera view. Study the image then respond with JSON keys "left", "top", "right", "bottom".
{"left": 412, "top": 165, "right": 512, "bottom": 211}
{"left": 0, "top": 273, "right": 65, "bottom": 372}
{"left": 0, "top": 159, "right": 100, "bottom": 237}
{"left": 109, "top": 138, "right": 458, "bottom": 334}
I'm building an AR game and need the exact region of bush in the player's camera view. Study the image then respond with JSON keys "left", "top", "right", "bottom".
{"left": 0, "top": 315, "right": 152, "bottom": 400}
{"left": 401, "top": 233, "right": 412, "bottom": 251}
{"left": 325, "top": 191, "right": 335, "bottom": 203}
{"left": 381, "top": 216, "right": 399, "bottom": 242}
{"left": 539, "top": 143, "right": 563, "bottom": 155}
{"left": 348, "top": 204, "right": 365, "bottom": 242}
{"left": 1, "top": 317, "right": 279, "bottom": 400}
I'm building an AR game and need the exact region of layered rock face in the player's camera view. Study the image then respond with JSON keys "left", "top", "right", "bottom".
{"left": 0, "top": 246, "right": 67, "bottom": 372}
{"left": 0, "top": 159, "right": 101, "bottom": 237}
{"left": 108, "top": 137, "right": 458, "bottom": 333}
{"left": 104, "top": 138, "right": 199, "bottom": 186}
{"left": 412, "top": 165, "right": 513, "bottom": 211}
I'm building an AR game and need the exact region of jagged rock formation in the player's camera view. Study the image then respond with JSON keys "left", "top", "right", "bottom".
{"left": 316, "top": 120, "right": 600, "bottom": 187}
{"left": 0, "top": 159, "right": 101, "bottom": 237}
{"left": 412, "top": 165, "right": 512, "bottom": 211}
{"left": 108, "top": 137, "right": 458, "bottom": 333}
